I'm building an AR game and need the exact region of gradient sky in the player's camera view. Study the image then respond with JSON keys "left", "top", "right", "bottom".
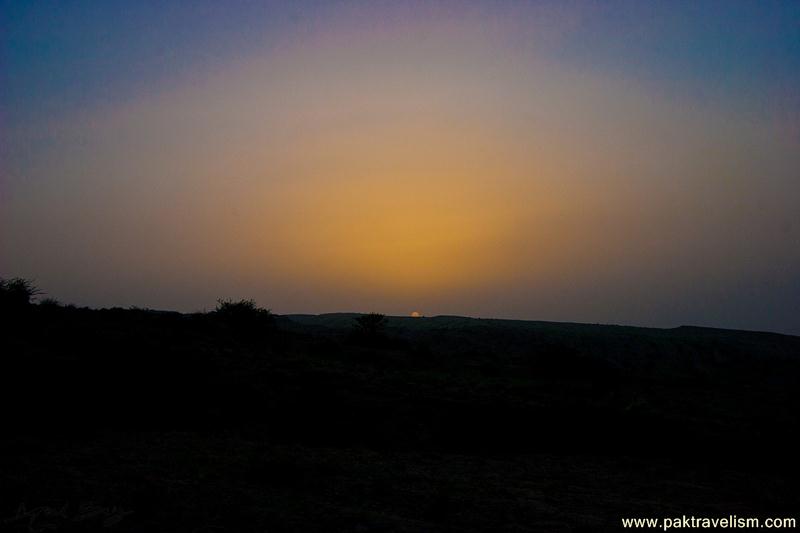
{"left": 2, "top": 0, "right": 799, "bottom": 334}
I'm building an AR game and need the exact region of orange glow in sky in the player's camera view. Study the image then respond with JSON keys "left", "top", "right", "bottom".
{"left": 3, "top": 1, "right": 800, "bottom": 333}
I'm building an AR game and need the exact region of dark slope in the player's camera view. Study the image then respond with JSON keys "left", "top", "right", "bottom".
{"left": 1, "top": 306, "right": 798, "bottom": 532}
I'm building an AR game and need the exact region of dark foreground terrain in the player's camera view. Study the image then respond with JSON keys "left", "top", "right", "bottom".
{"left": 1, "top": 303, "right": 799, "bottom": 531}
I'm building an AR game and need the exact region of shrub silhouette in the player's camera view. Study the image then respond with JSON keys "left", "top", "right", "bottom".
{"left": 215, "top": 298, "right": 274, "bottom": 333}
{"left": 39, "top": 297, "right": 61, "bottom": 308}
{"left": 0, "top": 277, "right": 41, "bottom": 310}
{"left": 354, "top": 312, "right": 387, "bottom": 338}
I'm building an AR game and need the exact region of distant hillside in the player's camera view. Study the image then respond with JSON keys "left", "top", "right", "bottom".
{"left": 287, "top": 312, "right": 800, "bottom": 342}
{"left": 286, "top": 312, "right": 800, "bottom": 376}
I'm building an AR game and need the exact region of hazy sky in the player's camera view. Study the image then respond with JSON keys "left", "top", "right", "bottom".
{"left": 2, "top": 1, "right": 799, "bottom": 334}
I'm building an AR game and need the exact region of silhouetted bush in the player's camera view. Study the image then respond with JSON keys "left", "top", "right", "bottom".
{"left": 39, "top": 297, "right": 61, "bottom": 308}
{"left": 215, "top": 298, "right": 274, "bottom": 334}
{"left": 0, "top": 277, "right": 41, "bottom": 310}
{"left": 354, "top": 312, "right": 387, "bottom": 338}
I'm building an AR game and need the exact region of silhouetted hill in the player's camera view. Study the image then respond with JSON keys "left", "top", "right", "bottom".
{"left": 1, "top": 305, "right": 798, "bottom": 531}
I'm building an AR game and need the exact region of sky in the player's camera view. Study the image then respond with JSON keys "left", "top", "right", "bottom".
{"left": 2, "top": 0, "right": 799, "bottom": 334}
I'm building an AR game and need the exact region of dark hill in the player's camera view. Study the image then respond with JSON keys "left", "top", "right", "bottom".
{"left": 1, "top": 305, "right": 798, "bottom": 531}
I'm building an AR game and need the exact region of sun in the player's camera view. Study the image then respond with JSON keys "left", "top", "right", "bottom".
{"left": 410, "top": 311, "right": 422, "bottom": 318}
